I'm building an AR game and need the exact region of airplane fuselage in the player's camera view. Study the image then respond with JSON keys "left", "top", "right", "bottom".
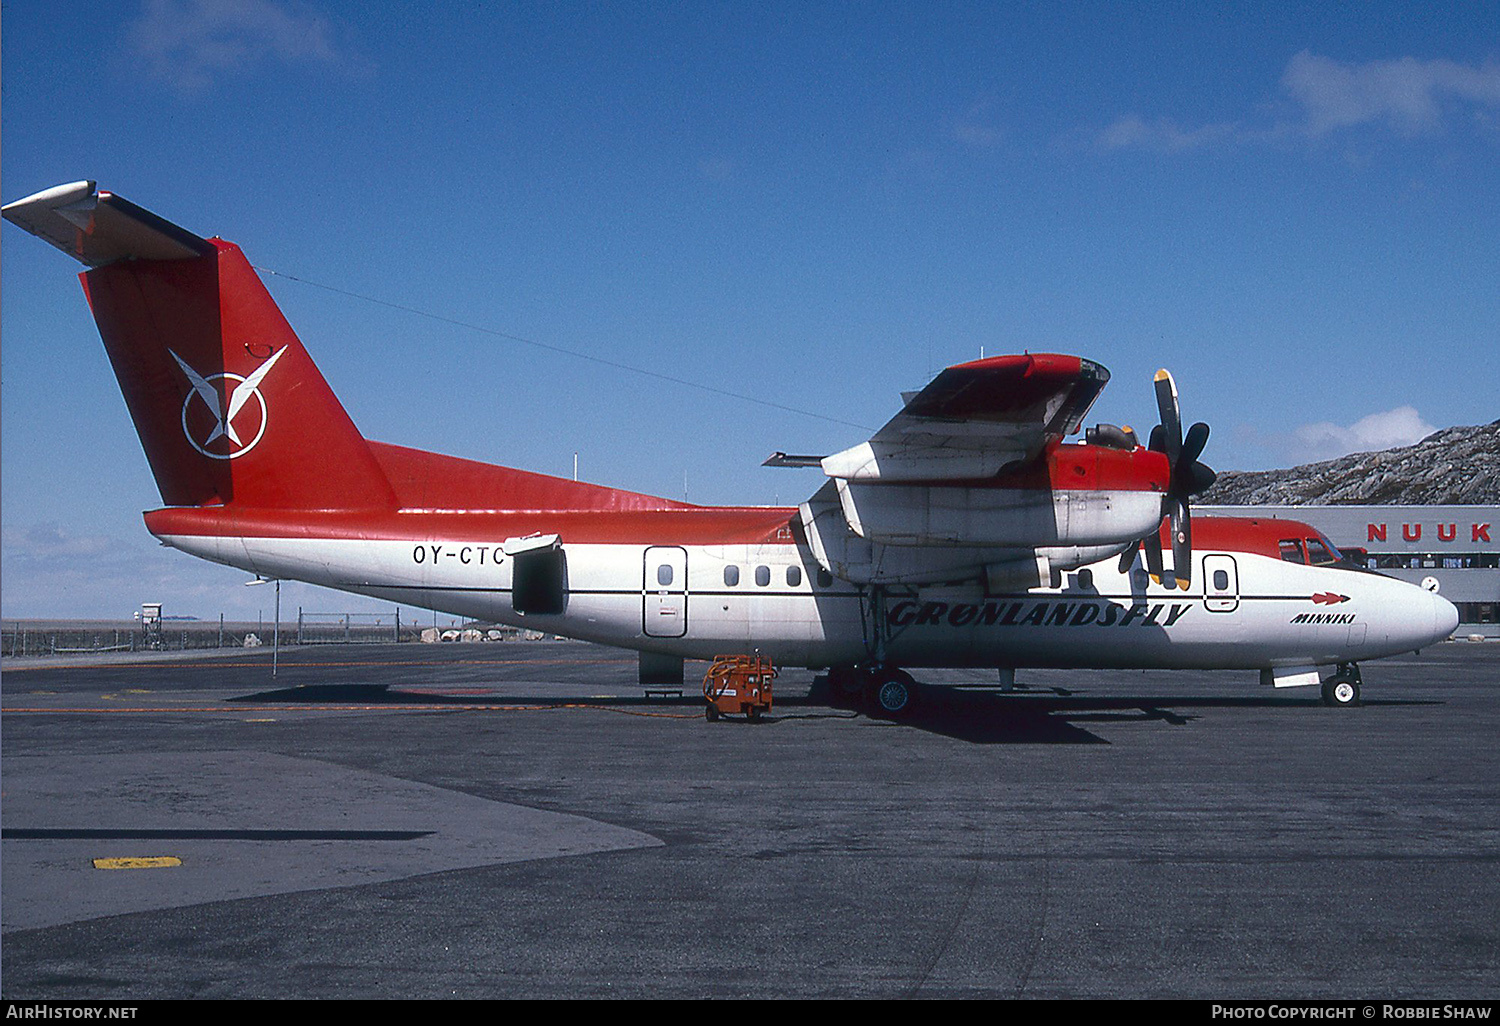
{"left": 148, "top": 503, "right": 1454, "bottom": 675}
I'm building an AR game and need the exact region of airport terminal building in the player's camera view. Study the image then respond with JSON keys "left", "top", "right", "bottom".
{"left": 1202, "top": 505, "right": 1500, "bottom": 637}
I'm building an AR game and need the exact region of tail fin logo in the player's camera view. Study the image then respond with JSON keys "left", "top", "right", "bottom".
{"left": 169, "top": 347, "right": 288, "bottom": 460}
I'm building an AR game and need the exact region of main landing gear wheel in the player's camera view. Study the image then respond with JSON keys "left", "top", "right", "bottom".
{"left": 867, "top": 668, "right": 919, "bottom": 719}
{"left": 1321, "top": 664, "right": 1363, "bottom": 707}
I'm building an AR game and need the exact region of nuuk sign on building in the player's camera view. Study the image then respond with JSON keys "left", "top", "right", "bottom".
{"left": 1365, "top": 521, "right": 1492, "bottom": 544}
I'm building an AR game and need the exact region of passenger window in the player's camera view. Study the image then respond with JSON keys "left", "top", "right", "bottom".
{"left": 657, "top": 564, "right": 674, "bottom": 586}
{"left": 724, "top": 565, "right": 739, "bottom": 587}
{"left": 817, "top": 569, "right": 833, "bottom": 588}
{"left": 787, "top": 566, "right": 802, "bottom": 587}
{"left": 1279, "top": 540, "right": 1305, "bottom": 564}
{"left": 755, "top": 565, "right": 770, "bottom": 587}
{"left": 1213, "top": 569, "right": 1229, "bottom": 590}
{"left": 1305, "top": 538, "right": 1337, "bottom": 565}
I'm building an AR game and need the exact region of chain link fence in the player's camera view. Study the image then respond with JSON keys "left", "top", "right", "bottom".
{"left": 2, "top": 609, "right": 526, "bottom": 657}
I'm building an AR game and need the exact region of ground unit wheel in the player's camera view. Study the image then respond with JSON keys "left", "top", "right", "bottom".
{"left": 1321, "top": 675, "right": 1361, "bottom": 707}
{"left": 705, "top": 703, "right": 720, "bottom": 722}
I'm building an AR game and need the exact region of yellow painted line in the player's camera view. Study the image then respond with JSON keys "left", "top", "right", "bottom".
{"left": 93, "top": 856, "right": 181, "bottom": 870}
{"left": 243, "top": 718, "right": 277, "bottom": 722}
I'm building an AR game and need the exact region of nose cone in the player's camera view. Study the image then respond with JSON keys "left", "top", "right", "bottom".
{"left": 1431, "top": 591, "right": 1460, "bottom": 641}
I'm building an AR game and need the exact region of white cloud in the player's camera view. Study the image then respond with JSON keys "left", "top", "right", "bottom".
{"left": 1282, "top": 50, "right": 1500, "bottom": 136}
{"left": 126, "top": 0, "right": 364, "bottom": 91}
{"left": 1097, "top": 115, "right": 1237, "bottom": 153}
{"left": 1289, "top": 405, "right": 1438, "bottom": 463}
{"left": 950, "top": 96, "right": 1005, "bottom": 148}
{"left": 1096, "top": 51, "right": 1500, "bottom": 152}
{"left": 1, "top": 522, "right": 119, "bottom": 562}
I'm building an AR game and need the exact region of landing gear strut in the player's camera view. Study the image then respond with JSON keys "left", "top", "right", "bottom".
{"left": 1321, "top": 663, "right": 1363, "bottom": 707}
{"left": 836, "top": 584, "right": 922, "bottom": 718}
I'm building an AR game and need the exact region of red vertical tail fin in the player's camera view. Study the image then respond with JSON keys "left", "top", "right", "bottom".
{"left": 5, "top": 182, "right": 395, "bottom": 510}
{"left": 82, "top": 239, "right": 398, "bottom": 509}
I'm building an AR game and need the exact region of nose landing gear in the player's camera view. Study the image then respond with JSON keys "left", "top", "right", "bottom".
{"left": 1321, "top": 663, "right": 1363, "bottom": 707}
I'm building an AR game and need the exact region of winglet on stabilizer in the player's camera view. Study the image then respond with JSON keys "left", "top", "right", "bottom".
{"left": 2, "top": 180, "right": 212, "bottom": 266}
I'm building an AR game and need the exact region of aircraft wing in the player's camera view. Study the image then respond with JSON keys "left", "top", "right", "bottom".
{"left": 815, "top": 353, "right": 1109, "bottom": 482}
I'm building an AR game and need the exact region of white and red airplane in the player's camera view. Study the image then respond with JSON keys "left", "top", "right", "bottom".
{"left": 3, "top": 182, "right": 1459, "bottom": 713}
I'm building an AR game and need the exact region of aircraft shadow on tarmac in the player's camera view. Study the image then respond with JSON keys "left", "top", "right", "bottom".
{"left": 228, "top": 683, "right": 1441, "bottom": 746}
{"left": 798, "top": 686, "right": 1439, "bottom": 745}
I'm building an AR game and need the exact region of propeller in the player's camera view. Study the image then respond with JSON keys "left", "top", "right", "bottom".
{"left": 1117, "top": 369, "right": 1217, "bottom": 588}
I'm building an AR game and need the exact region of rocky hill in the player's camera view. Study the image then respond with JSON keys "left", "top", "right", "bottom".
{"left": 1201, "top": 420, "right": 1500, "bottom": 506}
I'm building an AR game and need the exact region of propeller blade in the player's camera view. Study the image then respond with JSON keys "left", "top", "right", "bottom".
{"left": 1143, "top": 526, "right": 1165, "bottom": 581}
{"left": 1118, "top": 541, "right": 1139, "bottom": 574}
{"left": 1183, "top": 460, "right": 1218, "bottom": 495}
{"left": 1153, "top": 369, "right": 1182, "bottom": 465}
{"left": 1182, "top": 421, "right": 1210, "bottom": 465}
{"left": 1170, "top": 502, "right": 1193, "bottom": 589}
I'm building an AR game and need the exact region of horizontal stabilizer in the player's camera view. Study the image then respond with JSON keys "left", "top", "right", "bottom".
{"left": 763, "top": 452, "right": 827, "bottom": 468}
{"left": 2, "top": 181, "right": 212, "bottom": 266}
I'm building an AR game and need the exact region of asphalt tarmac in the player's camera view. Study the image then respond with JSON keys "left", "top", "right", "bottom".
{"left": 2, "top": 640, "right": 1497, "bottom": 999}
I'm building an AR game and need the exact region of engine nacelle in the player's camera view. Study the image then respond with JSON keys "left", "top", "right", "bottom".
{"left": 834, "top": 479, "right": 1164, "bottom": 549}
{"left": 799, "top": 481, "right": 1142, "bottom": 587}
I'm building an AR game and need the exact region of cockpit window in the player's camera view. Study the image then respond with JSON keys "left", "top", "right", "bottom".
{"left": 1279, "top": 540, "right": 1305, "bottom": 564}
{"left": 1305, "top": 537, "right": 1339, "bottom": 566}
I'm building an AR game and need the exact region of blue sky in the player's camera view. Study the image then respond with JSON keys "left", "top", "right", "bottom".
{"left": 3, "top": 1, "right": 1498, "bottom": 619}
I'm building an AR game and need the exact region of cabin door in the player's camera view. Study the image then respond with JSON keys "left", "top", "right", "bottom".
{"left": 1203, "top": 554, "right": 1240, "bottom": 613}
{"left": 643, "top": 546, "right": 688, "bottom": 637}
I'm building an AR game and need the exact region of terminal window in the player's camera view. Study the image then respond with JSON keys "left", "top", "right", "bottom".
{"left": 1456, "top": 603, "right": 1498, "bottom": 624}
